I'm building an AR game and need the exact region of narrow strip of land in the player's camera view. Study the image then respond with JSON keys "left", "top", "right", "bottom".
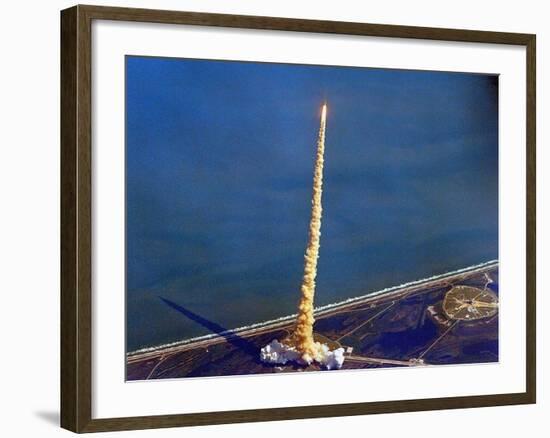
{"left": 127, "top": 264, "right": 499, "bottom": 380}
{"left": 128, "top": 261, "right": 497, "bottom": 363}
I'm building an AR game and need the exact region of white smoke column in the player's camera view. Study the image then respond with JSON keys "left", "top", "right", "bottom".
{"left": 291, "top": 103, "right": 327, "bottom": 363}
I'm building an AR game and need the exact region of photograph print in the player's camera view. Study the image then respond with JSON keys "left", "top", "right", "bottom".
{"left": 125, "top": 56, "right": 499, "bottom": 381}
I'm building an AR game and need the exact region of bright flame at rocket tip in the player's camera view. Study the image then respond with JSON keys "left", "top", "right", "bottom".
{"left": 321, "top": 103, "right": 327, "bottom": 119}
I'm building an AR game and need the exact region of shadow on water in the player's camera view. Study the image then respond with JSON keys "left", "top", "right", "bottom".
{"left": 158, "top": 297, "right": 262, "bottom": 363}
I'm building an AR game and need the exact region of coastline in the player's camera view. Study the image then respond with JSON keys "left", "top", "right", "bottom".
{"left": 127, "top": 259, "right": 498, "bottom": 361}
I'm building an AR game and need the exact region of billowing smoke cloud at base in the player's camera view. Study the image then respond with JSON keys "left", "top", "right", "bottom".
{"left": 260, "top": 339, "right": 345, "bottom": 370}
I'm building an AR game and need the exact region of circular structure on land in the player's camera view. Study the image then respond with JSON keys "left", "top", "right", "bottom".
{"left": 443, "top": 286, "right": 498, "bottom": 321}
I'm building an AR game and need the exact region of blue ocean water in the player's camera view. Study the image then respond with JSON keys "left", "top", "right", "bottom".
{"left": 125, "top": 56, "right": 498, "bottom": 352}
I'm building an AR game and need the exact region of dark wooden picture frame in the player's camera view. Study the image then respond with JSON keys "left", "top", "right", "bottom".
{"left": 61, "top": 4, "right": 536, "bottom": 433}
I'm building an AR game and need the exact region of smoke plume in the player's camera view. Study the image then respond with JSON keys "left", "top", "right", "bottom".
{"left": 290, "top": 103, "right": 327, "bottom": 362}
{"left": 260, "top": 103, "right": 344, "bottom": 369}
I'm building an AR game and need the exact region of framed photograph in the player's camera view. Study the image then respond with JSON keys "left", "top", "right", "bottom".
{"left": 60, "top": 4, "right": 536, "bottom": 433}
